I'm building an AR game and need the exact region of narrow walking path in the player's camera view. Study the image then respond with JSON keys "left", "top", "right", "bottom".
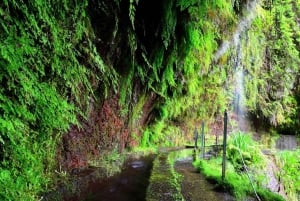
{"left": 146, "top": 149, "right": 234, "bottom": 201}
{"left": 175, "top": 158, "right": 235, "bottom": 201}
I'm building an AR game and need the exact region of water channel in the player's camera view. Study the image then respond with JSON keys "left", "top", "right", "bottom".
{"left": 44, "top": 132, "right": 300, "bottom": 201}
{"left": 43, "top": 154, "right": 155, "bottom": 201}
{"left": 44, "top": 149, "right": 234, "bottom": 201}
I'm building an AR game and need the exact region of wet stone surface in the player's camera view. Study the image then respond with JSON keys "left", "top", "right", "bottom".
{"left": 275, "top": 135, "right": 298, "bottom": 150}
{"left": 75, "top": 158, "right": 153, "bottom": 201}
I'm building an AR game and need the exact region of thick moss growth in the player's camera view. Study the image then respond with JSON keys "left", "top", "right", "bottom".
{"left": 146, "top": 153, "right": 184, "bottom": 201}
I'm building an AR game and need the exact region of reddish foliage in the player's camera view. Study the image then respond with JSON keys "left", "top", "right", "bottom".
{"left": 98, "top": 97, "right": 124, "bottom": 146}
{"left": 57, "top": 92, "right": 156, "bottom": 172}
{"left": 209, "top": 115, "right": 223, "bottom": 137}
{"left": 68, "top": 154, "right": 88, "bottom": 170}
{"left": 58, "top": 94, "right": 130, "bottom": 171}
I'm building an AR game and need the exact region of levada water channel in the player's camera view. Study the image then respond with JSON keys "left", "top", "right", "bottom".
{"left": 43, "top": 148, "right": 235, "bottom": 201}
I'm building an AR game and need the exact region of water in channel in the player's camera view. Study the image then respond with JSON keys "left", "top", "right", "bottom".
{"left": 43, "top": 155, "right": 155, "bottom": 201}
{"left": 71, "top": 160, "right": 152, "bottom": 201}
{"left": 44, "top": 149, "right": 234, "bottom": 201}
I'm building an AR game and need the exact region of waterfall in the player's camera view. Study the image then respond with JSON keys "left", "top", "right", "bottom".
{"left": 214, "top": 0, "right": 259, "bottom": 131}
{"left": 214, "top": 0, "right": 259, "bottom": 61}
{"left": 234, "top": 38, "right": 247, "bottom": 131}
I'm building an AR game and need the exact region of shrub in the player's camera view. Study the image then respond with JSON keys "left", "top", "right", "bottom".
{"left": 227, "top": 132, "right": 264, "bottom": 171}
{"left": 276, "top": 149, "right": 300, "bottom": 200}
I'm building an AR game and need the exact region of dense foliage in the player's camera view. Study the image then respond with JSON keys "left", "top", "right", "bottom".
{"left": 138, "top": 0, "right": 237, "bottom": 147}
{"left": 241, "top": 0, "right": 300, "bottom": 128}
{"left": 0, "top": 0, "right": 117, "bottom": 200}
{"left": 227, "top": 132, "right": 264, "bottom": 171}
{"left": 195, "top": 158, "right": 285, "bottom": 201}
{"left": 194, "top": 133, "right": 284, "bottom": 201}
{"left": 276, "top": 149, "right": 300, "bottom": 200}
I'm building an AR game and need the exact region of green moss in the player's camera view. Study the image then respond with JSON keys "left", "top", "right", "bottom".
{"left": 146, "top": 153, "right": 184, "bottom": 201}
{"left": 256, "top": 188, "right": 286, "bottom": 201}
{"left": 0, "top": 1, "right": 118, "bottom": 200}
{"left": 276, "top": 149, "right": 300, "bottom": 200}
{"left": 243, "top": 0, "right": 300, "bottom": 127}
{"left": 193, "top": 132, "right": 285, "bottom": 201}
{"left": 194, "top": 158, "right": 284, "bottom": 201}
{"left": 227, "top": 132, "right": 265, "bottom": 170}
{"left": 1, "top": 0, "right": 299, "bottom": 200}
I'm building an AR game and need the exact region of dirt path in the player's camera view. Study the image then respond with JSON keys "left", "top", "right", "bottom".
{"left": 175, "top": 159, "right": 235, "bottom": 201}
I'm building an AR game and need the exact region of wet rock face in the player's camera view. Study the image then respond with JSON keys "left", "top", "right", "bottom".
{"left": 263, "top": 156, "right": 287, "bottom": 200}
{"left": 57, "top": 95, "right": 129, "bottom": 171}
{"left": 275, "top": 135, "right": 298, "bottom": 150}
{"left": 57, "top": 91, "right": 156, "bottom": 171}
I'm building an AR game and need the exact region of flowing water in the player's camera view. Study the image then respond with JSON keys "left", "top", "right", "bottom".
{"left": 214, "top": 0, "right": 259, "bottom": 61}
{"left": 233, "top": 0, "right": 259, "bottom": 132}
{"left": 233, "top": 42, "right": 247, "bottom": 131}
{"left": 43, "top": 2, "right": 266, "bottom": 201}
{"left": 72, "top": 159, "right": 152, "bottom": 201}
{"left": 214, "top": 0, "right": 259, "bottom": 132}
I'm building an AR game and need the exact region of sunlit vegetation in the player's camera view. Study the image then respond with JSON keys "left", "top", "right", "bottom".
{"left": 194, "top": 132, "right": 284, "bottom": 201}
{"left": 242, "top": 0, "right": 300, "bottom": 128}
{"left": 195, "top": 158, "right": 285, "bottom": 201}
{"left": 227, "top": 132, "right": 265, "bottom": 170}
{"left": 0, "top": 1, "right": 96, "bottom": 200}
{"left": 276, "top": 149, "right": 300, "bottom": 200}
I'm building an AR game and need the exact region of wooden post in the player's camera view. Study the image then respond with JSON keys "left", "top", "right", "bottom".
{"left": 192, "top": 149, "right": 197, "bottom": 161}
{"left": 201, "top": 121, "right": 205, "bottom": 159}
{"left": 222, "top": 110, "right": 228, "bottom": 182}
{"left": 194, "top": 127, "right": 198, "bottom": 149}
